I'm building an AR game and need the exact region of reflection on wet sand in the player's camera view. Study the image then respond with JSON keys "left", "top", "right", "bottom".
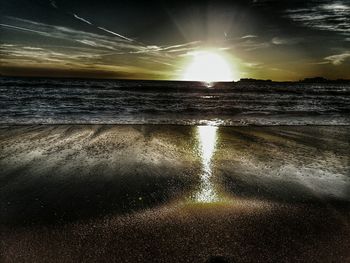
{"left": 0, "top": 125, "right": 349, "bottom": 262}
{"left": 194, "top": 126, "right": 219, "bottom": 202}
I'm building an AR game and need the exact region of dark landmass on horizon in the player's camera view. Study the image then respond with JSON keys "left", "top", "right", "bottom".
{"left": 238, "top": 77, "right": 350, "bottom": 84}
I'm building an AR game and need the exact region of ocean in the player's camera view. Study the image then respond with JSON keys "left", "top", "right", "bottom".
{"left": 1, "top": 77, "right": 349, "bottom": 125}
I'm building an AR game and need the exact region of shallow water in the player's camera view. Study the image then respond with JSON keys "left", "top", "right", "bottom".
{"left": 1, "top": 77, "right": 350, "bottom": 125}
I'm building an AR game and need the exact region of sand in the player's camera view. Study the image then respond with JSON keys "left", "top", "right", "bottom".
{"left": 0, "top": 125, "right": 349, "bottom": 262}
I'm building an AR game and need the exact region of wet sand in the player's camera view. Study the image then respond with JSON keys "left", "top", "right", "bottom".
{"left": 0, "top": 125, "right": 349, "bottom": 262}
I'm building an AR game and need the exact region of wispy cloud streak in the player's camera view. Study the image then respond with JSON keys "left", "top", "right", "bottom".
{"left": 286, "top": 1, "right": 350, "bottom": 35}
{"left": 97, "top": 27, "right": 133, "bottom": 42}
{"left": 241, "top": 35, "right": 258, "bottom": 39}
{"left": 324, "top": 51, "right": 350, "bottom": 65}
{"left": 0, "top": 23, "right": 50, "bottom": 36}
{"left": 73, "top": 14, "right": 92, "bottom": 25}
{"left": 70, "top": 13, "right": 134, "bottom": 42}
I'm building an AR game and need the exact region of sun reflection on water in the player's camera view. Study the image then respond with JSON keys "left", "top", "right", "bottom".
{"left": 195, "top": 126, "right": 219, "bottom": 203}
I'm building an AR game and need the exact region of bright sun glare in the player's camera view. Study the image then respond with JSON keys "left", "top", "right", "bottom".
{"left": 183, "top": 51, "right": 236, "bottom": 83}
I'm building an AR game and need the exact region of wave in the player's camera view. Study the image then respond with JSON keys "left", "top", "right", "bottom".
{"left": 1, "top": 77, "right": 349, "bottom": 126}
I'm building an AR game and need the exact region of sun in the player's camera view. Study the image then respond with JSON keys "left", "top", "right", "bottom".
{"left": 182, "top": 51, "right": 237, "bottom": 83}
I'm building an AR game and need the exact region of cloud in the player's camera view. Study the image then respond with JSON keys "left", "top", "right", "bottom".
{"left": 23, "top": 47, "right": 44, "bottom": 50}
{"left": 0, "top": 23, "right": 50, "bottom": 37}
{"left": 49, "top": 0, "right": 57, "bottom": 8}
{"left": 76, "top": 40, "right": 115, "bottom": 50}
{"left": 324, "top": 51, "right": 350, "bottom": 65}
{"left": 321, "top": 3, "right": 350, "bottom": 10}
{"left": 0, "top": 45, "right": 73, "bottom": 65}
{"left": 243, "top": 62, "right": 263, "bottom": 68}
{"left": 70, "top": 13, "right": 134, "bottom": 42}
{"left": 2, "top": 17, "right": 139, "bottom": 51}
{"left": 97, "top": 27, "right": 134, "bottom": 42}
{"left": 241, "top": 35, "right": 258, "bottom": 39}
{"left": 271, "top": 37, "right": 302, "bottom": 45}
{"left": 1, "top": 44, "right": 15, "bottom": 47}
{"left": 73, "top": 14, "right": 92, "bottom": 25}
{"left": 286, "top": 1, "right": 350, "bottom": 35}
{"left": 237, "top": 39, "right": 270, "bottom": 51}
{"left": 161, "top": 41, "right": 201, "bottom": 51}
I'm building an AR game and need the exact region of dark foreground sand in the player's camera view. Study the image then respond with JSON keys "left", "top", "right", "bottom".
{"left": 0, "top": 125, "right": 349, "bottom": 262}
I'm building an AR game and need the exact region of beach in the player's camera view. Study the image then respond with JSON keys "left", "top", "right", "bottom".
{"left": 0, "top": 125, "right": 349, "bottom": 262}
{"left": 2, "top": 0, "right": 350, "bottom": 261}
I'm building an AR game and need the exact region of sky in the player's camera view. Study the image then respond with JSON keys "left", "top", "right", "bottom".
{"left": 0, "top": 0, "right": 350, "bottom": 81}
